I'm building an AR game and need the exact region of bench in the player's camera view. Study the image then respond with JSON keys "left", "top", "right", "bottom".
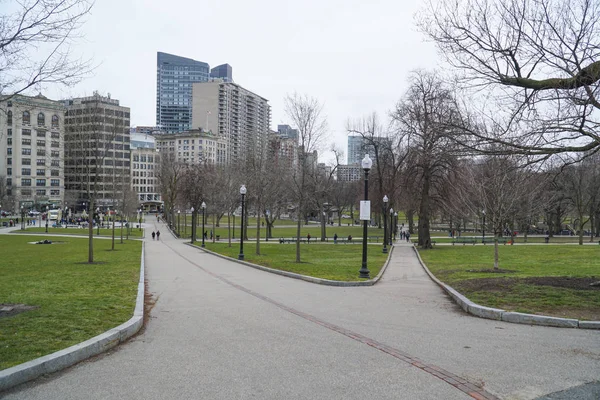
{"left": 367, "top": 236, "right": 380, "bottom": 242}
{"left": 452, "top": 237, "right": 477, "bottom": 245}
{"left": 482, "top": 237, "right": 508, "bottom": 245}
{"left": 279, "top": 238, "right": 309, "bottom": 244}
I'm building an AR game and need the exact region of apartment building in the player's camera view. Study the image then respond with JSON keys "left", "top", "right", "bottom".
{"left": 130, "top": 133, "right": 161, "bottom": 211}
{"left": 63, "top": 92, "right": 131, "bottom": 208}
{"left": 154, "top": 129, "right": 227, "bottom": 165}
{"left": 191, "top": 80, "right": 271, "bottom": 163}
{"left": 0, "top": 94, "right": 65, "bottom": 212}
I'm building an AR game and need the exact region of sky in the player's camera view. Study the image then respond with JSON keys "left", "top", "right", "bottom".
{"left": 45, "top": 0, "right": 440, "bottom": 163}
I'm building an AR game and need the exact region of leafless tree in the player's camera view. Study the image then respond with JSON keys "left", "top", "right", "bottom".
{"left": 0, "top": 0, "right": 94, "bottom": 101}
{"left": 180, "top": 163, "right": 208, "bottom": 243}
{"left": 156, "top": 152, "right": 185, "bottom": 229}
{"left": 391, "top": 71, "right": 463, "bottom": 248}
{"left": 284, "top": 93, "right": 328, "bottom": 262}
{"left": 419, "top": 0, "right": 600, "bottom": 162}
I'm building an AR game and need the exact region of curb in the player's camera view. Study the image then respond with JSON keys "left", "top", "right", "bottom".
{"left": 187, "top": 241, "right": 394, "bottom": 286}
{"left": 411, "top": 246, "right": 600, "bottom": 329}
{"left": 0, "top": 242, "right": 146, "bottom": 392}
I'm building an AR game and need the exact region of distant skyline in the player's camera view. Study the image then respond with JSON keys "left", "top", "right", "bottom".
{"left": 39, "top": 0, "right": 439, "bottom": 163}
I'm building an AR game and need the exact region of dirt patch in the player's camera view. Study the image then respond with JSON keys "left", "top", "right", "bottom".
{"left": 456, "top": 276, "right": 600, "bottom": 292}
{"left": 0, "top": 304, "right": 39, "bottom": 318}
{"left": 466, "top": 268, "right": 517, "bottom": 274}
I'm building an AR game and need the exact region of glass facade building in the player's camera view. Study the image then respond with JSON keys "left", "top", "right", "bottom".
{"left": 210, "top": 64, "right": 233, "bottom": 82}
{"left": 156, "top": 52, "right": 210, "bottom": 133}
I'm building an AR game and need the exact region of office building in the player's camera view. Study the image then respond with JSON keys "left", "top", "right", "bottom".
{"left": 277, "top": 124, "right": 298, "bottom": 140}
{"left": 210, "top": 64, "right": 233, "bottom": 82}
{"left": 130, "top": 133, "right": 162, "bottom": 211}
{"left": 347, "top": 135, "right": 391, "bottom": 165}
{"left": 269, "top": 130, "right": 298, "bottom": 169}
{"left": 0, "top": 94, "right": 65, "bottom": 212}
{"left": 156, "top": 52, "right": 210, "bottom": 133}
{"left": 337, "top": 164, "right": 362, "bottom": 182}
{"left": 191, "top": 81, "right": 270, "bottom": 163}
{"left": 63, "top": 92, "right": 131, "bottom": 208}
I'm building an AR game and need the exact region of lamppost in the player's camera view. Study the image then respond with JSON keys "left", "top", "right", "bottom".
{"left": 382, "top": 195, "right": 388, "bottom": 254}
{"left": 177, "top": 210, "right": 181, "bottom": 236}
{"left": 184, "top": 208, "right": 187, "bottom": 237}
{"left": 238, "top": 184, "right": 247, "bottom": 260}
{"left": 138, "top": 209, "right": 142, "bottom": 231}
{"left": 201, "top": 201, "right": 206, "bottom": 248}
{"left": 360, "top": 154, "right": 372, "bottom": 279}
{"left": 482, "top": 210, "right": 486, "bottom": 244}
{"left": 390, "top": 207, "right": 394, "bottom": 245}
{"left": 97, "top": 208, "right": 100, "bottom": 235}
{"left": 265, "top": 210, "right": 270, "bottom": 242}
{"left": 45, "top": 206, "right": 49, "bottom": 233}
{"left": 190, "top": 207, "right": 195, "bottom": 243}
{"left": 21, "top": 205, "right": 25, "bottom": 230}
{"left": 394, "top": 212, "right": 398, "bottom": 240}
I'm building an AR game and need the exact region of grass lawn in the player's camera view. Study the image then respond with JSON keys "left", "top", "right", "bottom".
{"left": 418, "top": 245, "right": 600, "bottom": 320}
{"left": 195, "top": 241, "right": 390, "bottom": 281}
{"left": 14, "top": 226, "right": 144, "bottom": 238}
{"left": 425, "top": 234, "right": 597, "bottom": 245}
{"left": 0, "top": 235, "right": 142, "bottom": 370}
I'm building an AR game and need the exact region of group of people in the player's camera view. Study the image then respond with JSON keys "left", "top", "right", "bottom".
{"left": 399, "top": 230, "right": 410, "bottom": 241}
{"left": 151, "top": 230, "right": 160, "bottom": 240}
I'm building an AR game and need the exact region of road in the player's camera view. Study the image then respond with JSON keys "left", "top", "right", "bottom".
{"left": 2, "top": 217, "right": 599, "bottom": 399}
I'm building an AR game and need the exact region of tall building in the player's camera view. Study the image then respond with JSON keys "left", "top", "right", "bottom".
{"left": 210, "top": 64, "right": 233, "bottom": 82}
{"left": 0, "top": 94, "right": 65, "bottom": 212}
{"left": 156, "top": 52, "right": 210, "bottom": 133}
{"left": 191, "top": 81, "right": 270, "bottom": 163}
{"left": 63, "top": 92, "right": 131, "bottom": 208}
{"left": 269, "top": 130, "right": 298, "bottom": 169}
{"left": 337, "top": 164, "right": 362, "bottom": 182}
{"left": 277, "top": 124, "right": 298, "bottom": 140}
{"left": 130, "top": 133, "right": 161, "bottom": 211}
{"left": 155, "top": 129, "right": 227, "bottom": 165}
{"left": 347, "top": 135, "right": 391, "bottom": 165}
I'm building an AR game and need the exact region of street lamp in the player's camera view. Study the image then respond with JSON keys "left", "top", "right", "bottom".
{"left": 482, "top": 210, "right": 486, "bottom": 244}
{"left": 360, "top": 154, "right": 372, "bottom": 278}
{"left": 97, "top": 207, "right": 100, "bottom": 235}
{"left": 21, "top": 205, "right": 25, "bottom": 230}
{"left": 238, "top": 184, "right": 247, "bottom": 260}
{"left": 190, "top": 207, "right": 195, "bottom": 243}
{"left": 394, "top": 212, "right": 398, "bottom": 240}
{"left": 201, "top": 202, "right": 206, "bottom": 248}
{"left": 177, "top": 210, "right": 181, "bottom": 237}
{"left": 138, "top": 208, "right": 142, "bottom": 231}
{"left": 390, "top": 207, "right": 394, "bottom": 246}
{"left": 382, "top": 195, "right": 389, "bottom": 254}
{"left": 184, "top": 208, "right": 187, "bottom": 237}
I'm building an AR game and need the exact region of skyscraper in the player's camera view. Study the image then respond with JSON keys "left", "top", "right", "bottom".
{"left": 156, "top": 52, "right": 210, "bottom": 133}
{"left": 210, "top": 64, "right": 233, "bottom": 82}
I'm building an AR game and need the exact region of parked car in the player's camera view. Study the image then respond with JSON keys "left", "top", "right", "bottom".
{"left": 28, "top": 210, "right": 40, "bottom": 217}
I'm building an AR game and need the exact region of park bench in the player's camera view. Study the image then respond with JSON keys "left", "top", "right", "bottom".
{"left": 279, "top": 238, "right": 309, "bottom": 244}
{"left": 367, "top": 236, "right": 380, "bottom": 242}
{"left": 482, "top": 237, "right": 508, "bottom": 245}
{"left": 452, "top": 237, "right": 477, "bottom": 245}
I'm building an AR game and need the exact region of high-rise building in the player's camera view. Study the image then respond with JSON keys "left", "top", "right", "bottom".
{"left": 156, "top": 52, "right": 210, "bottom": 133}
{"left": 210, "top": 64, "right": 233, "bottom": 82}
{"left": 63, "top": 92, "right": 131, "bottom": 208}
{"left": 0, "top": 94, "right": 65, "bottom": 212}
{"left": 277, "top": 124, "right": 298, "bottom": 140}
{"left": 155, "top": 129, "right": 227, "bottom": 165}
{"left": 347, "top": 135, "right": 391, "bottom": 165}
{"left": 130, "top": 133, "right": 161, "bottom": 211}
{"left": 336, "top": 164, "right": 362, "bottom": 182}
{"left": 191, "top": 81, "right": 270, "bottom": 163}
{"left": 269, "top": 130, "right": 298, "bottom": 169}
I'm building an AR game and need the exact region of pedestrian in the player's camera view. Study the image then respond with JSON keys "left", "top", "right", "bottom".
{"left": 210, "top": 230, "right": 213, "bottom": 240}
{"left": 152, "top": 231, "right": 156, "bottom": 240}
{"left": 156, "top": 230, "right": 160, "bottom": 240}
{"left": 333, "top": 233, "right": 338, "bottom": 244}
{"left": 348, "top": 234, "right": 353, "bottom": 242}
{"left": 307, "top": 233, "right": 311, "bottom": 243}
{"left": 406, "top": 232, "right": 411, "bottom": 242}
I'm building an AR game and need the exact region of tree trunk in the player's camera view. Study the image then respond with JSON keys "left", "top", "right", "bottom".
{"left": 417, "top": 172, "right": 432, "bottom": 249}
{"left": 227, "top": 212, "right": 231, "bottom": 247}
{"left": 256, "top": 201, "right": 261, "bottom": 255}
{"left": 320, "top": 204, "right": 326, "bottom": 241}
{"left": 296, "top": 204, "right": 302, "bottom": 263}
{"left": 494, "top": 238, "right": 499, "bottom": 270}
{"left": 88, "top": 200, "right": 94, "bottom": 263}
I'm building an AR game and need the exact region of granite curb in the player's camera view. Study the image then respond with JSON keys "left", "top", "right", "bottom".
{"left": 0, "top": 242, "right": 146, "bottom": 392}
{"left": 411, "top": 245, "right": 600, "bottom": 329}
{"left": 186, "top": 242, "right": 394, "bottom": 286}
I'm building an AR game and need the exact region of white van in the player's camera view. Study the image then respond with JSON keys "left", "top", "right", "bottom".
{"left": 48, "top": 210, "right": 60, "bottom": 221}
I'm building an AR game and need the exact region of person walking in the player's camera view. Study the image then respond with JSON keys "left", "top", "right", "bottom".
{"left": 406, "top": 232, "right": 411, "bottom": 242}
{"left": 156, "top": 230, "right": 160, "bottom": 240}
{"left": 152, "top": 231, "right": 156, "bottom": 240}
{"left": 333, "top": 233, "right": 338, "bottom": 244}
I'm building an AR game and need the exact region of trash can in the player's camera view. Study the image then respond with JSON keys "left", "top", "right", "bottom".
{"left": 216, "top": 235, "right": 220, "bottom": 241}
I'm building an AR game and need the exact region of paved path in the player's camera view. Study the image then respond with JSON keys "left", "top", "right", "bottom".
{"left": 2, "top": 217, "right": 599, "bottom": 399}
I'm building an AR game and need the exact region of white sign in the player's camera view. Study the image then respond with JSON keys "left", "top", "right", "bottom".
{"left": 360, "top": 201, "right": 371, "bottom": 221}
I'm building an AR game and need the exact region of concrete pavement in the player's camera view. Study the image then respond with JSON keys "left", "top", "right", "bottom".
{"left": 2, "top": 217, "right": 599, "bottom": 399}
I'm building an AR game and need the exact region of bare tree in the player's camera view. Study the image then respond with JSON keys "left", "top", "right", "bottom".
{"left": 156, "top": 152, "right": 185, "bottom": 230}
{"left": 180, "top": 163, "right": 208, "bottom": 243}
{"left": 419, "top": 0, "right": 600, "bottom": 161}
{"left": 391, "top": 71, "right": 462, "bottom": 248}
{"left": 0, "top": 0, "right": 94, "bottom": 100}
{"left": 284, "top": 93, "right": 327, "bottom": 262}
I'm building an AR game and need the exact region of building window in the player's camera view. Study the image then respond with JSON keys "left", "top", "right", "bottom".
{"left": 51, "top": 160, "right": 59, "bottom": 167}
{"left": 51, "top": 115, "right": 59, "bottom": 128}
{"left": 36, "top": 140, "right": 46, "bottom": 146}
{"left": 51, "top": 132, "right": 59, "bottom": 139}
{"left": 36, "top": 179, "right": 46, "bottom": 187}
{"left": 37, "top": 159, "right": 45, "bottom": 166}
{"left": 7, "top": 158, "right": 12, "bottom": 165}
{"left": 21, "top": 178, "right": 32, "bottom": 186}
{"left": 51, "top": 170, "right": 59, "bottom": 177}
{"left": 7, "top": 128, "right": 12, "bottom": 136}
{"left": 7, "top": 168, "right": 12, "bottom": 176}
{"left": 7, "top": 178, "right": 12, "bottom": 186}
{"left": 37, "top": 169, "right": 45, "bottom": 176}
{"left": 36, "top": 189, "right": 46, "bottom": 196}
{"left": 21, "top": 189, "right": 31, "bottom": 196}
{"left": 22, "top": 168, "right": 31, "bottom": 175}
{"left": 7, "top": 111, "right": 12, "bottom": 125}
{"left": 23, "top": 111, "right": 30, "bottom": 124}
{"left": 22, "top": 158, "right": 30, "bottom": 165}
{"left": 7, "top": 138, "right": 11, "bottom": 145}
{"left": 22, "top": 129, "right": 31, "bottom": 136}
{"left": 51, "top": 141, "right": 59, "bottom": 148}
{"left": 50, "top": 189, "right": 60, "bottom": 196}
{"left": 22, "top": 138, "right": 31, "bottom": 145}
{"left": 50, "top": 179, "right": 60, "bottom": 187}
{"left": 37, "top": 112, "right": 45, "bottom": 126}
{"left": 51, "top": 150, "right": 59, "bottom": 158}
{"left": 37, "top": 149, "right": 46, "bottom": 156}
{"left": 22, "top": 148, "right": 31, "bottom": 155}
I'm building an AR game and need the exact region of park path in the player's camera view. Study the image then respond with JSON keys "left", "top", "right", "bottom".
{"left": 2, "top": 217, "right": 599, "bottom": 400}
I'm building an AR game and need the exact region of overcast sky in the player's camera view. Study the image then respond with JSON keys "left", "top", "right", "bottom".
{"left": 47, "top": 0, "right": 440, "bottom": 163}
